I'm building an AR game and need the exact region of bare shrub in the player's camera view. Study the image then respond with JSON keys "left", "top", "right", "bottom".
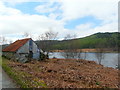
{"left": 95, "top": 42, "right": 105, "bottom": 65}
{"left": 61, "top": 34, "right": 79, "bottom": 59}
{"left": 38, "top": 29, "right": 58, "bottom": 60}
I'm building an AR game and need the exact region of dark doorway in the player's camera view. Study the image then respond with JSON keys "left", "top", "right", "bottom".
{"left": 28, "top": 51, "right": 33, "bottom": 59}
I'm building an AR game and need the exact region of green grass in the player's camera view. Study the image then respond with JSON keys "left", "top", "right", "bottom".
{"left": 1, "top": 57, "right": 47, "bottom": 88}
{"left": 2, "top": 57, "right": 25, "bottom": 88}
{"left": 0, "top": 56, "right": 2, "bottom": 66}
{"left": 51, "top": 32, "right": 120, "bottom": 51}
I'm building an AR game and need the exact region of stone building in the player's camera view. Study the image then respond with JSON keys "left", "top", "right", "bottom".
{"left": 2, "top": 38, "right": 40, "bottom": 63}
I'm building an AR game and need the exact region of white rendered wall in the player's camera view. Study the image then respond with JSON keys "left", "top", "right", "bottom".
{"left": 17, "top": 41, "right": 29, "bottom": 54}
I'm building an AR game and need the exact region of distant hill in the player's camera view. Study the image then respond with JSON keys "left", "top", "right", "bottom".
{"left": 2, "top": 32, "right": 120, "bottom": 51}
{"left": 2, "top": 44, "right": 9, "bottom": 50}
{"left": 35, "top": 32, "right": 120, "bottom": 51}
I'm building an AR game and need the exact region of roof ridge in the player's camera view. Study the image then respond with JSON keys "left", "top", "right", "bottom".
{"left": 2, "top": 38, "right": 32, "bottom": 52}
{"left": 19, "top": 38, "right": 31, "bottom": 40}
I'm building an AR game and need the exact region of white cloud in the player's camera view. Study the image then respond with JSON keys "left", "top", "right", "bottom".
{"left": 0, "top": 1, "right": 65, "bottom": 41}
{"left": 58, "top": 0, "right": 118, "bottom": 38}
{"left": 0, "top": 15, "right": 64, "bottom": 34}
{"left": 0, "top": 1, "right": 22, "bottom": 15}
{"left": 75, "top": 23, "right": 94, "bottom": 30}
{"left": 35, "top": 1, "right": 58, "bottom": 13}
{"left": 59, "top": 0, "right": 118, "bottom": 23}
{"left": 0, "top": 0, "right": 118, "bottom": 42}
{"left": 72, "top": 22, "right": 118, "bottom": 38}
{"left": 93, "top": 22, "right": 118, "bottom": 33}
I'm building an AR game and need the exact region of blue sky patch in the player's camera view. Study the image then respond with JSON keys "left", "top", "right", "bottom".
{"left": 64, "top": 16, "right": 102, "bottom": 30}
{"left": 4, "top": 2, "right": 62, "bottom": 17}
{"left": 5, "top": 2, "right": 45, "bottom": 15}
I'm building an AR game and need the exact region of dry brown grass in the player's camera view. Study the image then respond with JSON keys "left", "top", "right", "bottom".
{"left": 4, "top": 58, "right": 119, "bottom": 88}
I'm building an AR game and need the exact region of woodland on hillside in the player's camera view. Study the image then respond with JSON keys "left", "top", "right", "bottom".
{"left": 36, "top": 32, "right": 120, "bottom": 52}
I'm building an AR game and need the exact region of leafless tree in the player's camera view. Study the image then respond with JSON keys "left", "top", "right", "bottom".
{"left": 0, "top": 36, "right": 7, "bottom": 45}
{"left": 95, "top": 43, "right": 105, "bottom": 65}
{"left": 9, "top": 40, "right": 13, "bottom": 44}
{"left": 83, "top": 52, "right": 87, "bottom": 60}
{"left": 77, "top": 49, "right": 82, "bottom": 59}
{"left": 117, "top": 53, "right": 120, "bottom": 69}
{"left": 38, "top": 30, "right": 58, "bottom": 60}
{"left": 23, "top": 32, "right": 33, "bottom": 38}
{"left": 61, "top": 34, "right": 78, "bottom": 59}
{"left": 0, "top": 36, "right": 7, "bottom": 57}
{"left": 61, "top": 50, "right": 71, "bottom": 59}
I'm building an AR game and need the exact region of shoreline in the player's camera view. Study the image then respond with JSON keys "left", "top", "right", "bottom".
{"left": 51, "top": 49, "right": 119, "bottom": 53}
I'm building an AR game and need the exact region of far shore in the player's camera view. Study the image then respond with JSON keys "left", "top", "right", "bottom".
{"left": 51, "top": 48, "right": 119, "bottom": 53}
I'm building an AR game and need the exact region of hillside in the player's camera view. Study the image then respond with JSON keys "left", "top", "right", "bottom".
{"left": 2, "top": 32, "right": 120, "bottom": 51}
{"left": 35, "top": 32, "right": 120, "bottom": 51}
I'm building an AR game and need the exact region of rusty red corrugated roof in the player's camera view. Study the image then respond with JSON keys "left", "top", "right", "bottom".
{"left": 2, "top": 38, "right": 31, "bottom": 52}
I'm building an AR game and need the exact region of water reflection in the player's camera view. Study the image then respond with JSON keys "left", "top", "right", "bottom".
{"left": 49, "top": 52, "right": 119, "bottom": 68}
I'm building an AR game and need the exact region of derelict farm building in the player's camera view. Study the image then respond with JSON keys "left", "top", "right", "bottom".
{"left": 2, "top": 38, "right": 40, "bottom": 63}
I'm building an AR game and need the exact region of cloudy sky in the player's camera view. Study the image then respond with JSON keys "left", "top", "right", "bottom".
{"left": 0, "top": 0, "right": 119, "bottom": 43}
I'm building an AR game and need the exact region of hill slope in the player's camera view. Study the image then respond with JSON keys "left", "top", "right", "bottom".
{"left": 36, "top": 32, "right": 120, "bottom": 51}
{"left": 2, "top": 32, "right": 119, "bottom": 52}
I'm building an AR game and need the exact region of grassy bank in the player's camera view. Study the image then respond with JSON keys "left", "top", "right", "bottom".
{"left": 0, "top": 57, "right": 119, "bottom": 88}
{"left": 1, "top": 57, "right": 47, "bottom": 88}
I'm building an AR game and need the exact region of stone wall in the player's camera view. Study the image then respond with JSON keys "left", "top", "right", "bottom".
{"left": 2, "top": 52, "right": 15, "bottom": 60}
{"left": 2, "top": 52, "right": 29, "bottom": 63}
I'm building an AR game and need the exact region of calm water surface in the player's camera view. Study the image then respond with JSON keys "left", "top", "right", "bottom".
{"left": 49, "top": 52, "right": 119, "bottom": 68}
